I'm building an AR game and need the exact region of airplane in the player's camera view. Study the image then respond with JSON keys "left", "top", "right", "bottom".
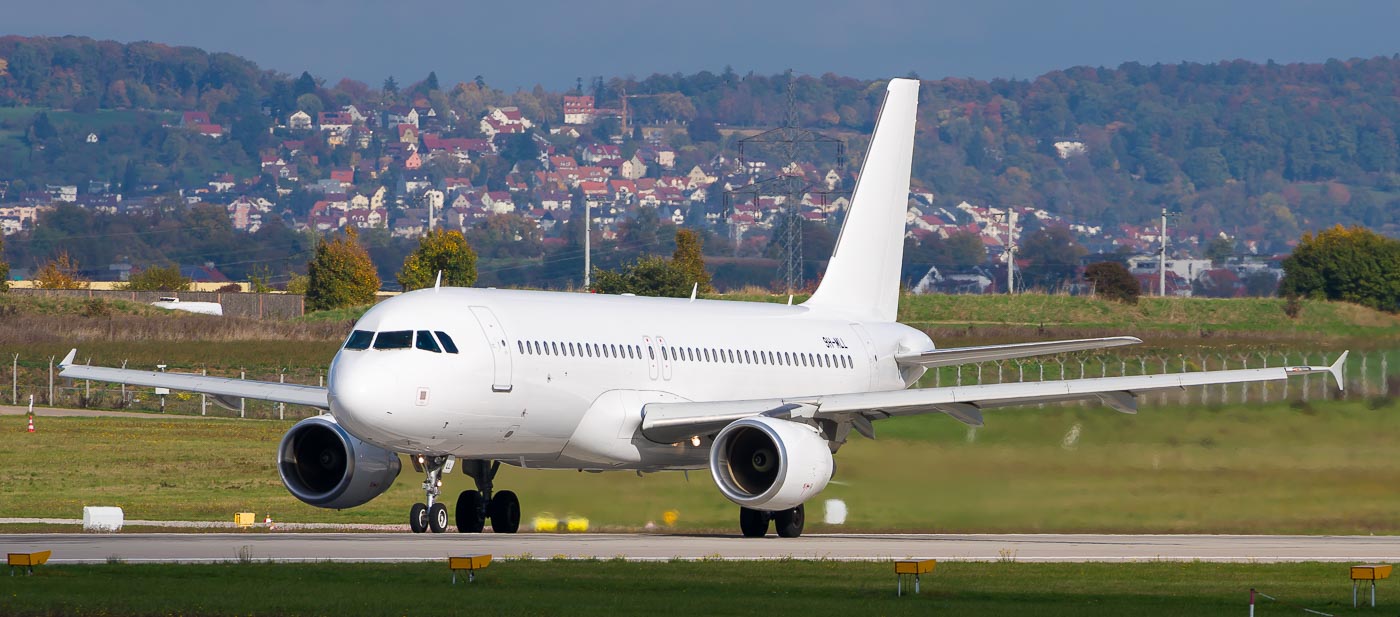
{"left": 59, "top": 78, "right": 1346, "bottom": 538}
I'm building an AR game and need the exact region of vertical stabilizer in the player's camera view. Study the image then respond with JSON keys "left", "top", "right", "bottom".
{"left": 802, "top": 78, "right": 919, "bottom": 322}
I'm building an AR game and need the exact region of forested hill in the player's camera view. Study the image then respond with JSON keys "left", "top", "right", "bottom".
{"left": 2, "top": 35, "right": 1399, "bottom": 246}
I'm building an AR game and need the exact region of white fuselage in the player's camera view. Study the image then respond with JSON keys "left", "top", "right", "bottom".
{"left": 327, "top": 288, "right": 931, "bottom": 470}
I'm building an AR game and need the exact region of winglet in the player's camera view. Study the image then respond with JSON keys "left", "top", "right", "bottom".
{"left": 60, "top": 348, "right": 77, "bottom": 367}
{"left": 1329, "top": 350, "right": 1348, "bottom": 391}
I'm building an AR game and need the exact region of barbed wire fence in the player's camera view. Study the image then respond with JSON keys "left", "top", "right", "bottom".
{"left": 3, "top": 350, "right": 1394, "bottom": 421}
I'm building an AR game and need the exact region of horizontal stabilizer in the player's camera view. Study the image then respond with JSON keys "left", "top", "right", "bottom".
{"left": 895, "top": 336, "right": 1142, "bottom": 368}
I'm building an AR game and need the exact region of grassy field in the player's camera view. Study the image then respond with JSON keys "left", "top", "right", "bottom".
{"left": 0, "top": 560, "right": 1379, "bottom": 616}
{"left": 4, "top": 399, "right": 1400, "bottom": 534}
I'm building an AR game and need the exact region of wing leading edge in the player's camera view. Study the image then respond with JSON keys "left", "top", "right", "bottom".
{"left": 58, "top": 349, "right": 329, "bottom": 409}
{"left": 894, "top": 336, "right": 1142, "bottom": 368}
{"left": 640, "top": 351, "right": 1347, "bottom": 444}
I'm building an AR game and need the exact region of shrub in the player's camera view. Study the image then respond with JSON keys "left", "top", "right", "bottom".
{"left": 1084, "top": 261, "right": 1140, "bottom": 304}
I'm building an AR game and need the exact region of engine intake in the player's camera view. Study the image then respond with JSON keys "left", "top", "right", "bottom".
{"left": 709, "top": 416, "right": 833, "bottom": 511}
{"left": 277, "top": 415, "right": 401, "bottom": 509}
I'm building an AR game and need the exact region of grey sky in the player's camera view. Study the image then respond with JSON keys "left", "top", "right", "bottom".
{"left": 5, "top": 1, "right": 1398, "bottom": 89}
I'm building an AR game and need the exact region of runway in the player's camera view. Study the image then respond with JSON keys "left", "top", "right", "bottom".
{"left": 6, "top": 532, "right": 1400, "bottom": 563}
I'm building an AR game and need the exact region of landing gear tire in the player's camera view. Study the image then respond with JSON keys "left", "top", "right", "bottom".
{"left": 428, "top": 502, "right": 449, "bottom": 533}
{"left": 456, "top": 490, "right": 485, "bottom": 533}
{"left": 739, "top": 507, "right": 770, "bottom": 538}
{"left": 489, "top": 490, "right": 521, "bottom": 533}
{"left": 409, "top": 502, "right": 429, "bottom": 534}
{"left": 774, "top": 504, "right": 805, "bottom": 538}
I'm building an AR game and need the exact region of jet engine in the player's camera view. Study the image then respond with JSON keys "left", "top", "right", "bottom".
{"left": 709, "top": 416, "right": 833, "bottom": 511}
{"left": 277, "top": 414, "right": 402, "bottom": 509}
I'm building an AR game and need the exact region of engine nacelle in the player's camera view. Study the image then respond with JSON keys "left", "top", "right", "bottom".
{"left": 709, "top": 416, "right": 834, "bottom": 511}
{"left": 277, "top": 414, "right": 402, "bottom": 509}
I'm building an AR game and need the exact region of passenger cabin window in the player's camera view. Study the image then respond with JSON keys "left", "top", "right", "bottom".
{"left": 344, "top": 330, "right": 374, "bottom": 350}
{"left": 373, "top": 330, "right": 413, "bottom": 350}
{"left": 415, "top": 331, "right": 442, "bottom": 353}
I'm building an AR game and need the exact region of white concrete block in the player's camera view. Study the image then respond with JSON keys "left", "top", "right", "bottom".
{"left": 82, "top": 506, "right": 124, "bottom": 532}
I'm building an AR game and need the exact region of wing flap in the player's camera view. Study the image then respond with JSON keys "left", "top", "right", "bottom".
{"left": 640, "top": 354, "right": 1346, "bottom": 443}
{"left": 59, "top": 350, "right": 328, "bottom": 409}
{"left": 895, "top": 336, "right": 1142, "bottom": 368}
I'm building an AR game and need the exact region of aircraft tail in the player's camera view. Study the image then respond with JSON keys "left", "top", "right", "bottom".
{"left": 802, "top": 78, "right": 919, "bottom": 322}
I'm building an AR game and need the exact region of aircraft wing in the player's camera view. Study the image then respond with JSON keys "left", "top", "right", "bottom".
{"left": 57, "top": 349, "right": 329, "bottom": 409}
{"left": 640, "top": 352, "right": 1347, "bottom": 443}
{"left": 894, "top": 336, "right": 1142, "bottom": 368}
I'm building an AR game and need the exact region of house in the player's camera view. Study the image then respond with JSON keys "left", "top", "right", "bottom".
{"left": 385, "top": 106, "right": 419, "bottom": 128}
{"left": 581, "top": 144, "right": 621, "bottom": 164}
{"left": 397, "top": 123, "right": 419, "bottom": 144}
{"left": 196, "top": 124, "right": 225, "bottom": 138}
{"left": 619, "top": 155, "right": 647, "bottom": 180}
{"left": 288, "top": 111, "right": 313, "bottom": 130}
{"left": 563, "top": 95, "right": 596, "bottom": 125}
{"left": 208, "top": 174, "right": 236, "bottom": 193}
{"left": 85, "top": 132, "right": 98, "bottom": 144}
{"left": 182, "top": 111, "right": 211, "bottom": 127}
{"left": 318, "top": 112, "right": 354, "bottom": 134}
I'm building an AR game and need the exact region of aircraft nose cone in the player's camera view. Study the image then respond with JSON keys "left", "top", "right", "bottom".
{"left": 327, "top": 353, "right": 395, "bottom": 439}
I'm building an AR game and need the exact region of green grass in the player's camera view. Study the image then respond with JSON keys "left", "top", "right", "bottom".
{"left": 294, "top": 304, "right": 373, "bottom": 323}
{"left": 0, "top": 561, "right": 1381, "bottom": 616}
{"left": 5, "top": 400, "right": 1400, "bottom": 534}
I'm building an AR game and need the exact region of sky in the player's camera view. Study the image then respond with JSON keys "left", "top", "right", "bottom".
{"left": 5, "top": 0, "right": 1400, "bottom": 90}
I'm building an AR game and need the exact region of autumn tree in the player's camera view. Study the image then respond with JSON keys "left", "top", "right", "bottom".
{"left": 120, "top": 265, "right": 191, "bottom": 292}
{"left": 397, "top": 228, "right": 478, "bottom": 291}
{"left": 1084, "top": 261, "right": 1140, "bottom": 304}
{"left": 671, "top": 229, "right": 712, "bottom": 293}
{"left": 1278, "top": 225, "right": 1400, "bottom": 312}
{"left": 305, "top": 228, "right": 380, "bottom": 311}
{"left": 33, "top": 251, "right": 88, "bottom": 289}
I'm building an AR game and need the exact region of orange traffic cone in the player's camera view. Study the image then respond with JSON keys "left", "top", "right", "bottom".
{"left": 27, "top": 415, "right": 34, "bottom": 433}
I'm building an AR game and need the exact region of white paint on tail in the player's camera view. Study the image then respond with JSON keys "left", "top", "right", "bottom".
{"left": 804, "top": 78, "right": 920, "bottom": 323}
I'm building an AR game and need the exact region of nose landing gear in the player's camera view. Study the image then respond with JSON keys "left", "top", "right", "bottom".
{"left": 406, "top": 456, "right": 522, "bottom": 534}
{"left": 408, "top": 455, "right": 450, "bottom": 533}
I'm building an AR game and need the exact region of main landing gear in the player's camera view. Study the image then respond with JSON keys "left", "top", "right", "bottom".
{"left": 407, "top": 456, "right": 521, "bottom": 534}
{"left": 739, "top": 504, "right": 805, "bottom": 538}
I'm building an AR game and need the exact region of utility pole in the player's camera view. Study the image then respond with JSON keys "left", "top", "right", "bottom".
{"left": 583, "top": 200, "right": 591, "bottom": 289}
{"left": 1157, "top": 208, "right": 1169, "bottom": 296}
{"left": 1006, "top": 210, "right": 1018, "bottom": 294}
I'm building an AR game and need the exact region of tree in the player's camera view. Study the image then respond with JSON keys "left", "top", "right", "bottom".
{"left": 1084, "top": 261, "right": 1140, "bottom": 304}
{"left": 34, "top": 251, "right": 88, "bottom": 289}
{"left": 294, "top": 71, "right": 318, "bottom": 97}
{"left": 1278, "top": 225, "right": 1400, "bottom": 312}
{"left": 1204, "top": 236, "right": 1234, "bottom": 266}
{"left": 120, "top": 265, "right": 191, "bottom": 291}
{"left": 1018, "top": 226, "right": 1086, "bottom": 291}
{"left": 0, "top": 235, "right": 8, "bottom": 292}
{"left": 295, "top": 93, "right": 323, "bottom": 117}
{"left": 591, "top": 256, "right": 689, "bottom": 297}
{"left": 397, "top": 228, "right": 478, "bottom": 291}
{"left": 671, "top": 228, "right": 712, "bottom": 293}
{"left": 305, "top": 228, "right": 380, "bottom": 311}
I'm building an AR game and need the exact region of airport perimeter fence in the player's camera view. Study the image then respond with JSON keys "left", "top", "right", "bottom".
{"left": 2, "top": 350, "right": 1395, "bottom": 421}
{"left": 10, "top": 288, "right": 306, "bottom": 319}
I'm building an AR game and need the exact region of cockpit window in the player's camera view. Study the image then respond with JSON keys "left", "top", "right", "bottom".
{"left": 435, "top": 331, "right": 459, "bottom": 354}
{"left": 344, "top": 330, "right": 374, "bottom": 350}
{"left": 415, "top": 330, "right": 442, "bottom": 353}
{"left": 373, "top": 330, "right": 413, "bottom": 349}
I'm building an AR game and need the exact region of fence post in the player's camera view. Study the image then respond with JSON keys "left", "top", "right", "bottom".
{"left": 11, "top": 353, "right": 16, "bottom": 406}
{"left": 279, "top": 371, "right": 286, "bottom": 421}
{"left": 201, "top": 369, "right": 207, "bottom": 416}
{"left": 240, "top": 369, "right": 246, "bottom": 418}
{"left": 48, "top": 356, "right": 54, "bottom": 406}
{"left": 120, "top": 360, "right": 128, "bottom": 405}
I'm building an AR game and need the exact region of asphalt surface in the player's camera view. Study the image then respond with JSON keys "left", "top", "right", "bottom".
{"left": 5, "top": 532, "right": 1400, "bottom": 563}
